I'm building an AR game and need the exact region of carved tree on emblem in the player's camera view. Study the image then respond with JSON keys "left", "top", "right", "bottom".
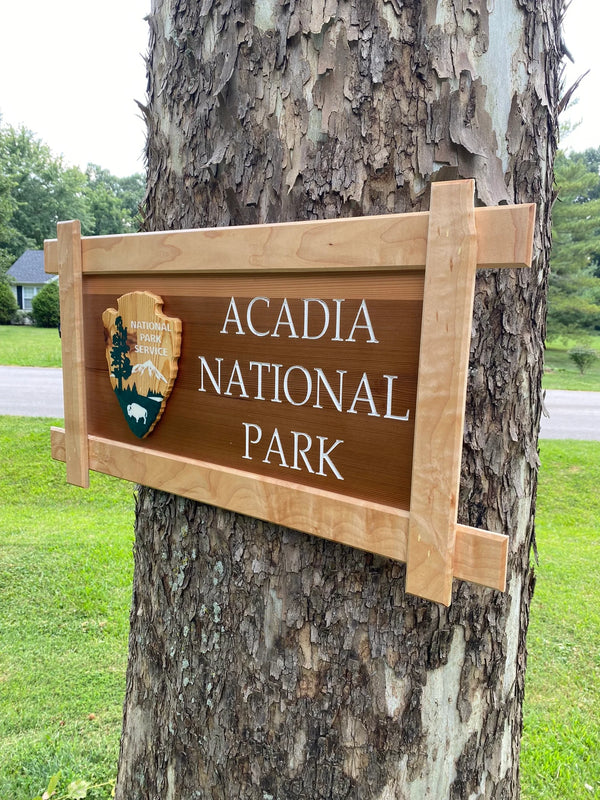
{"left": 110, "top": 316, "right": 132, "bottom": 393}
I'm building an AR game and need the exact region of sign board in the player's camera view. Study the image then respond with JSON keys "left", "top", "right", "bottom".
{"left": 45, "top": 180, "right": 535, "bottom": 605}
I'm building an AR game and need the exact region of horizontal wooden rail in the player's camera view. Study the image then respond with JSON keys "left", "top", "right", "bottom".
{"left": 44, "top": 204, "right": 534, "bottom": 276}
{"left": 50, "top": 427, "right": 507, "bottom": 593}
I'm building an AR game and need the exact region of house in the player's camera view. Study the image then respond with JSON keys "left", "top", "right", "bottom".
{"left": 6, "top": 250, "right": 57, "bottom": 311}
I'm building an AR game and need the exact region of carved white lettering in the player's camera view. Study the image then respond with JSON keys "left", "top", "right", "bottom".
{"left": 283, "top": 365, "right": 312, "bottom": 406}
{"left": 291, "top": 431, "right": 314, "bottom": 473}
{"left": 314, "top": 368, "right": 346, "bottom": 412}
{"left": 247, "top": 297, "right": 270, "bottom": 337}
{"left": 198, "top": 356, "right": 223, "bottom": 393}
{"left": 198, "top": 358, "right": 411, "bottom": 422}
{"left": 221, "top": 297, "right": 245, "bottom": 335}
{"left": 242, "top": 423, "right": 344, "bottom": 480}
{"left": 346, "top": 299, "right": 379, "bottom": 343}
{"left": 134, "top": 344, "right": 168, "bottom": 356}
{"left": 316, "top": 436, "right": 344, "bottom": 480}
{"left": 249, "top": 361, "right": 271, "bottom": 400}
{"left": 347, "top": 372, "right": 380, "bottom": 417}
{"left": 242, "top": 422, "right": 261, "bottom": 460}
{"left": 219, "top": 297, "right": 378, "bottom": 343}
{"left": 302, "top": 298, "right": 329, "bottom": 340}
{"left": 224, "top": 360, "right": 249, "bottom": 398}
{"left": 263, "top": 428, "right": 289, "bottom": 468}
{"left": 272, "top": 299, "right": 299, "bottom": 339}
{"left": 383, "top": 375, "right": 410, "bottom": 421}
{"left": 130, "top": 320, "right": 171, "bottom": 332}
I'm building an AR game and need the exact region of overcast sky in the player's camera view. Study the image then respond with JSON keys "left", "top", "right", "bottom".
{"left": 0, "top": 0, "right": 597, "bottom": 178}
{"left": 0, "top": 0, "right": 149, "bottom": 177}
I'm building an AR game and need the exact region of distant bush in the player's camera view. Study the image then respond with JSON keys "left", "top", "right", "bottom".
{"left": 31, "top": 280, "right": 60, "bottom": 328}
{"left": 11, "top": 309, "right": 32, "bottom": 325}
{"left": 0, "top": 279, "right": 18, "bottom": 324}
{"left": 568, "top": 348, "right": 598, "bottom": 374}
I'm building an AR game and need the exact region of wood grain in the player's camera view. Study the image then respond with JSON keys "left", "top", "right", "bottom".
{"left": 84, "top": 280, "right": 420, "bottom": 510}
{"left": 406, "top": 180, "right": 479, "bottom": 605}
{"left": 56, "top": 221, "right": 89, "bottom": 488}
{"left": 43, "top": 203, "right": 534, "bottom": 276}
{"left": 43, "top": 191, "right": 535, "bottom": 604}
{"left": 49, "top": 427, "right": 506, "bottom": 591}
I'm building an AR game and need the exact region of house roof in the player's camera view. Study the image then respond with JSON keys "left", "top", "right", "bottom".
{"left": 7, "top": 250, "right": 50, "bottom": 285}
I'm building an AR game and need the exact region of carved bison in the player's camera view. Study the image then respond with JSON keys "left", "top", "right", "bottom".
{"left": 127, "top": 402, "right": 147, "bottom": 424}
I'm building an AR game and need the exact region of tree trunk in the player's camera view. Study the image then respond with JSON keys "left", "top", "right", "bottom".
{"left": 116, "top": 2, "right": 563, "bottom": 797}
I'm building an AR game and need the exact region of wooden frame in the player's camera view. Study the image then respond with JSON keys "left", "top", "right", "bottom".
{"left": 45, "top": 180, "right": 535, "bottom": 605}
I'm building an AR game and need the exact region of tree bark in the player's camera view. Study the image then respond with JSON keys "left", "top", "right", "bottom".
{"left": 116, "top": 1, "right": 563, "bottom": 797}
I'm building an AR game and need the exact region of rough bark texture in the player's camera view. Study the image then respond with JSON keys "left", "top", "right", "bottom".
{"left": 116, "top": 1, "right": 564, "bottom": 798}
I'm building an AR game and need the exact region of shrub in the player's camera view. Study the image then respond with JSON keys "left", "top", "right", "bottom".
{"left": 0, "top": 279, "right": 18, "bottom": 324}
{"left": 11, "top": 308, "right": 32, "bottom": 325}
{"left": 568, "top": 347, "right": 598, "bottom": 374}
{"left": 31, "top": 280, "right": 60, "bottom": 328}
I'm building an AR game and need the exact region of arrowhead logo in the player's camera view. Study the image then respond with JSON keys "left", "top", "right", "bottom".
{"left": 102, "top": 291, "right": 182, "bottom": 438}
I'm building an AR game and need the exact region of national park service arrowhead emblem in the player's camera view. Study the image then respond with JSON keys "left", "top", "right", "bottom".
{"left": 102, "top": 291, "right": 182, "bottom": 438}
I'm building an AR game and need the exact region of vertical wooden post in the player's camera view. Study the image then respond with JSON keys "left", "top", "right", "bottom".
{"left": 57, "top": 220, "right": 89, "bottom": 488}
{"left": 406, "top": 180, "right": 478, "bottom": 605}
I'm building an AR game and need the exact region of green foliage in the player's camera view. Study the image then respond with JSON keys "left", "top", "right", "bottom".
{"left": 31, "top": 280, "right": 60, "bottom": 328}
{"left": 568, "top": 347, "right": 598, "bottom": 374}
{"left": 32, "top": 771, "right": 115, "bottom": 800}
{"left": 0, "top": 122, "right": 144, "bottom": 264}
{"left": 85, "top": 164, "right": 144, "bottom": 235}
{"left": 0, "top": 277, "right": 18, "bottom": 324}
{"left": 0, "top": 125, "right": 91, "bottom": 255}
{"left": 549, "top": 149, "right": 600, "bottom": 337}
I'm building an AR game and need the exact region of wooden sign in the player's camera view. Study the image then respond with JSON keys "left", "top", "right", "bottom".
{"left": 44, "top": 180, "right": 535, "bottom": 605}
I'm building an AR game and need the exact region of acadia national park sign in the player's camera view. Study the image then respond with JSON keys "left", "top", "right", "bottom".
{"left": 45, "top": 181, "right": 535, "bottom": 605}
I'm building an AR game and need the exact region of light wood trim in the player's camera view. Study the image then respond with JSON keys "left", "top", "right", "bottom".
{"left": 454, "top": 525, "right": 508, "bottom": 592}
{"left": 43, "top": 203, "right": 534, "bottom": 276}
{"left": 406, "top": 181, "right": 479, "bottom": 605}
{"left": 49, "top": 427, "right": 506, "bottom": 592}
{"left": 44, "top": 239, "right": 57, "bottom": 274}
{"left": 56, "top": 221, "right": 89, "bottom": 488}
{"left": 475, "top": 203, "right": 536, "bottom": 269}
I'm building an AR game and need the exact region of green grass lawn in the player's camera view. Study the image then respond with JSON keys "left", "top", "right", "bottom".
{"left": 521, "top": 440, "right": 600, "bottom": 799}
{"left": 0, "top": 326, "right": 62, "bottom": 368}
{"left": 543, "top": 336, "right": 600, "bottom": 391}
{"left": 0, "top": 418, "right": 597, "bottom": 798}
{"left": 0, "top": 417, "right": 133, "bottom": 800}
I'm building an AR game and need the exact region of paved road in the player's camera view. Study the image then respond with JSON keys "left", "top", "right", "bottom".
{"left": 0, "top": 367, "right": 598, "bottom": 439}
{"left": 0, "top": 366, "right": 64, "bottom": 418}
{"left": 539, "top": 389, "right": 600, "bottom": 440}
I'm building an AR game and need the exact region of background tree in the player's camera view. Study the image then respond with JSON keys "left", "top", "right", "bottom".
{"left": 0, "top": 122, "right": 144, "bottom": 262}
{"left": 0, "top": 124, "right": 90, "bottom": 255}
{"left": 85, "top": 165, "right": 144, "bottom": 235}
{"left": 116, "top": 2, "right": 563, "bottom": 798}
{"left": 548, "top": 148, "right": 600, "bottom": 337}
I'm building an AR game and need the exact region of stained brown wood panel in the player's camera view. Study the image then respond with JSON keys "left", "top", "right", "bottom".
{"left": 83, "top": 273, "right": 421, "bottom": 510}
